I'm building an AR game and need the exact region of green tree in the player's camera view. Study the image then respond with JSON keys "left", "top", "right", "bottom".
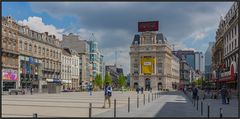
{"left": 104, "top": 71, "right": 112, "bottom": 85}
{"left": 118, "top": 74, "right": 126, "bottom": 88}
{"left": 94, "top": 74, "right": 102, "bottom": 89}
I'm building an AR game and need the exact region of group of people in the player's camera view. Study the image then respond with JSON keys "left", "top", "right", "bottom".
{"left": 189, "top": 85, "right": 231, "bottom": 105}
{"left": 136, "top": 87, "right": 144, "bottom": 94}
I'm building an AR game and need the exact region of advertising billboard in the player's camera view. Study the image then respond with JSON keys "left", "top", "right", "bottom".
{"left": 141, "top": 57, "right": 155, "bottom": 74}
{"left": 138, "top": 21, "right": 159, "bottom": 32}
{"left": 2, "top": 69, "right": 18, "bottom": 80}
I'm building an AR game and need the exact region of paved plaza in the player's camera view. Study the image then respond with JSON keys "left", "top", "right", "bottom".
{"left": 2, "top": 91, "right": 238, "bottom": 118}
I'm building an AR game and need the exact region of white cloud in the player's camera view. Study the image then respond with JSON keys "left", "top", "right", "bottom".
{"left": 18, "top": 16, "right": 64, "bottom": 40}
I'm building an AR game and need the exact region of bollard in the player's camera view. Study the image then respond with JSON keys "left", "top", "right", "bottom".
{"left": 143, "top": 94, "right": 145, "bottom": 105}
{"left": 155, "top": 93, "right": 156, "bottom": 99}
{"left": 33, "top": 113, "right": 37, "bottom": 118}
{"left": 89, "top": 103, "right": 92, "bottom": 118}
{"left": 128, "top": 97, "right": 130, "bottom": 113}
{"left": 207, "top": 105, "right": 210, "bottom": 118}
{"left": 114, "top": 99, "right": 116, "bottom": 118}
{"left": 197, "top": 98, "right": 199, "bottom": 110}
{"left": 220, "top": 108, "right": 223, "bottom": 118}
{"left": 201, "top": 101, "right": 203, "bottom": 116}
{"left": 148, "top": 93, "right": 150, "bottom": 103}
{"left": 137, "top": 95, "right": 139, "bottom": 108}
{"left": 152, "top": 93, "right": 153, "bottom": 101}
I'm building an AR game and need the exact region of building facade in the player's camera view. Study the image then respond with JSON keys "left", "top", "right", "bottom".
{"left": 130, "top": 31, "right": 173, "bottom": 90}
{"left": 61, "top": 48, "right": 72, "bottom": 90}
{"left": 171, "top": 55, "right": 180, "bottom": 89}
{"left": 62, "top": 33, "right": 92, "bottom": 87}
{"left": 212, "top": 2, "right": 238, "bottom": 90}
{"left": 204, "top": 42, "right": 214, "bottom": 81}
{"left": 2, "top": 16, "right": 20, "bottom": 91}
{"left": 195, "top": 51, "right": 205, "bottom": 73}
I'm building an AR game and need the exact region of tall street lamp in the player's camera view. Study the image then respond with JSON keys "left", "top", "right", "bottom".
{"left": 237, "top": 2, "right": 240, "bottom": 118}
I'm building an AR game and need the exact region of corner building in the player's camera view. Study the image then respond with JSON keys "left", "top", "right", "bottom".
{"left": 130, "top": 31, "right": 173, "bottom": 90}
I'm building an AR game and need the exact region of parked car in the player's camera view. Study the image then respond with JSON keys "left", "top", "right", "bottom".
{"left": 8, "top": 89, "right": 25, "bottom": 95}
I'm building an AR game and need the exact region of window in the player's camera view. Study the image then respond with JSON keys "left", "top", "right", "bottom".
{"left": 38, "top": 46, "right": 41, "bottom": 55}
{"left": 8, "top": 39, "right": 12, "bottom": 49}
{"left": 50, "top": 50, "right": 52, "bottom": 58}
{"left": 46, "top": 49, "right": 49, "bottom": 57}
{"left": 19, "top": 40, "right": 22, "bottom": 50}
{"left": 34, "top": 45, "right": 37, "bottom": 53}
{"left": 24, "top": 42, "right": 28, "bottom": 51}
{"left": 43, "top": 47, "right": 45, "bottom": 56}
{"left": 13, "top": 41, "right": 16, "bottom": 50}
{"left": 29, "top": 44, "right": 32, "bottom": 51}
{"left": 3, "top": 37, "right": 7, "bottom": 48}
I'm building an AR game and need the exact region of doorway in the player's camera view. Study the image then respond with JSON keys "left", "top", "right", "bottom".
{"left": 145, "top": 78, "right": 151, "bottom": 91}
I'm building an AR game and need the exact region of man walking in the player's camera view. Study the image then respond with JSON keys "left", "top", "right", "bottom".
{"left": 103, "top": 82, "right": 112, "bottom": 108}
{"left": 220, "top": 86, "right": 228, "bottom": 104}
{"left": 88, "top": 83, "right": 93, "bottom": 96}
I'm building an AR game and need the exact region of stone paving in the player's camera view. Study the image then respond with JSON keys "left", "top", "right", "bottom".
{"left": 2, "top": 90, "right": 238, "bottom": 118}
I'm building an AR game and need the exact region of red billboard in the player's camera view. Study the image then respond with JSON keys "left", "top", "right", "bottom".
{"left": 138, "top": 21, "right": 159, "bottom": 32}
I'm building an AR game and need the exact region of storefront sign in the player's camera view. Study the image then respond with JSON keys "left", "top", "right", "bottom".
{"left": 2, "top": 69, "right": 18, "bottom": 80}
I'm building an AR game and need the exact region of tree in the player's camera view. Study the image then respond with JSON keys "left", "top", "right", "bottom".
{"left": 93, "top": 74, "right": 102, "bottom": 88}
{"left": 118, "top": 74, "right": 126, "bottom": 88}
{"left": 104, "top": 71, "right": 112, "bottom": 85}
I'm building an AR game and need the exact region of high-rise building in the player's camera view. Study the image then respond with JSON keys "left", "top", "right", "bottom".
{"left": 130, "top": 21, "right": 175, "bottom": 90}
{"left": 172, "top": 50, "right": 195, "bottom": 70}
{"left": 205, "top": 42, "right": 214, "bottom": 81}
{"left": 195, "top": 52, "right": 205, "bottom": 73}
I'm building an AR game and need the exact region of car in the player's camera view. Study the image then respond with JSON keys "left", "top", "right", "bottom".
{"left": 8, "top": 89, "right": 25, "bottom": 95}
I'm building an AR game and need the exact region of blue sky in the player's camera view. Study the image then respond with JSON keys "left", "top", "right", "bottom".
{"left": 2, "top": 2, "right": 233, "bottom": 74}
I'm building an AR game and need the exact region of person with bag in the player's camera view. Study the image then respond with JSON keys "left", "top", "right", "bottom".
{"left": 102, "top": 82, "right": 112, "bottom": 108}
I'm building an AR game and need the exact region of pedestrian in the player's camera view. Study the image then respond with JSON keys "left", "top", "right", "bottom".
{"left": 226, "top": 88, "right": 231, "bottom": 104}
{"left": 141, "top": 87, "right": 144, "bottom": 94}
{"left": 30, "top": 87, "right": 33, "bottom": 95}
{"left": 88, "top": 83, "right": 93, "bottom": 96}
{"left": 136, "top": 87, "right": 139, "bottom": 94}
{"left": 192, "top": 87, "right": 198, "bottom": 100}
{"left": 102, "top": 82, "right": 112, "bottom": 108}
{"left": 220, "top": 86, "right": 228, "bottom": 104}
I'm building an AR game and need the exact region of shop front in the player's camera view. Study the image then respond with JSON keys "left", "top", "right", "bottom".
{"left": 2, "top": 69, "right": 18, "bottom": 91}
{"left": 211, "top": 61, "right": 237, "bottom": 90}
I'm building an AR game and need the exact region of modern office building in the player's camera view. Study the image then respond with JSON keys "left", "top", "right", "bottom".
{"left": 205, "top": 42, "right": 214, "bottom": 81}
{"left": 195, "top": 52, "right": 205, "bottom": 73}
{"left": 173, "top": 50, "right": 195, "bottom": 70}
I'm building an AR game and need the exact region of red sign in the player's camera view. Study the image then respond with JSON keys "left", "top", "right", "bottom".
{"left": 138, "top": 21, "right": 159, "bottom": 32}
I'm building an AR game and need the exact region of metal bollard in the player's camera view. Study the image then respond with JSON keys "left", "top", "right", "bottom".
{"left": 207, "top": 105, "right": 210, "bottom": 118}
{"left": 197, "top": 98, "right": 199, "bottom": 110}
{"left": 89, "top": 103, "right": 92, "bottom": 118}
{"left": 114, "top": 99, "right": 116, "bottom": 118}
{"left": 128, "top": 97, "right": 130, "bottom": 113}
{"left": 143, "top": 94, "right": 145, "bottom": 105}
{"left": 148, "top": 94, "right": 150, "bottom": 103}
{"left": 220, "top": 108, "right": 223, "bottom": 118}
{"left": 33, "top": 113, "right": 37, "bottom": 118}
{"left": 201, "top": 101, "right": 203, "bottom": 116}
{"left": 152, "top": 93, "right": 153, "bottom": 101}
{"left": 137, "top": 95, "right": 139, "bottom": 108}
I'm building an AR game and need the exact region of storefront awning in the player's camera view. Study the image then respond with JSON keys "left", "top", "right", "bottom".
{"left": 46, "top": 79, "right": 61, "bottom": 83}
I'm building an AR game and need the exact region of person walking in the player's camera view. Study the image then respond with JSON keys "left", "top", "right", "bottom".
{"left": 220, "top": 86, "right": 228, "bottom": 104}
{"left": 102, "top": 82, "right": 112, "bottom": 108}
{"left": 192, "top": 87, "right": 198, "bottom": 100}
{"left": 88, "top": 83, "right": 93, "bottom": 96}
{"left": 141, "top": 87, "right": 144, "bottom": 94}
{"left": 226, "top": 88, "right": 231, "bottom": 104}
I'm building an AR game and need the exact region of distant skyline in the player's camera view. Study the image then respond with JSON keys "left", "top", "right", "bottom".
{"left": 2, "top": 2, "right": 233, "bottom": 74}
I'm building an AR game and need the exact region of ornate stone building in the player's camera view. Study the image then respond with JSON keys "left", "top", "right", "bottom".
{"left": 2, "top": 16, "right": 20, "bottom": 91}
{"left": 130, "top": 31, "right": 173, "bottom": 90}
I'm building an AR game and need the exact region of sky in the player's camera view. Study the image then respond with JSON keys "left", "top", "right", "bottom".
{"left": 2, "top": 2, "right": 233, "bottom": 75}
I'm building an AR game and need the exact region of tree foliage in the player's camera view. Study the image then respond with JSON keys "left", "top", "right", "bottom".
{"left": 104, "top": 71, "right": 112, "bottom": 85}
{"left": 93, "top": 74, "right": 102, "bottom": 89}
{"left": 118, "top": 74, "right": 126, "bottom": 88}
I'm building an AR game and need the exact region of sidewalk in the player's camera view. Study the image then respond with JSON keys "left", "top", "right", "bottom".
{"left": 94, "top": 91, "right": 202, "bottom": 117}
{"left": 185, "top": 91, "right": 238, "bottom": 117}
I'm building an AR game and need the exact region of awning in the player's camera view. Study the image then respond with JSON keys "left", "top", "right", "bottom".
{"left": 46, "top": 79, "right": 61, "bottom": 83}
{"left": 61, "top": 80, "right": 72, "bottom": 84}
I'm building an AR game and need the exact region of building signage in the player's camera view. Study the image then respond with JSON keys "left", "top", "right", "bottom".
{"left": 2, "top": 69, "right": 18, "bottom": 80}
{"left": 141, "top": 57, "right": 155, "bottom": 74}
{"left": 138, "top": 21, "right": 159, "bottom": 32}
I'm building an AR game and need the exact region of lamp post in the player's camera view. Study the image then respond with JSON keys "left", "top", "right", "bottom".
{"left": 237, "top": 2, "right": 240, "bottom": 118}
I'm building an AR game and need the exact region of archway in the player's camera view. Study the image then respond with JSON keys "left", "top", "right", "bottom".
{"left": 145, "top": 78, "right": 151, "bottom": 91}
{"left": 158, "top": 82, "right": 162, "bottom": 90}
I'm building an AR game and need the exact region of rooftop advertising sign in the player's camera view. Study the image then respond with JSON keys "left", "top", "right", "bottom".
{"left": 138, "top": 21, "right": 159, "bottom": 32}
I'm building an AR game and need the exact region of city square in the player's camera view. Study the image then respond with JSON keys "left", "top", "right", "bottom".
{"left": 1, "top": 1, "right": 240, "bottom": 118}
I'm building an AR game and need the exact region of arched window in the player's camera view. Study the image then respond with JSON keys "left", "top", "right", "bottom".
{"left": 29, "top": 43, "right": 32, "bottom": 51}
